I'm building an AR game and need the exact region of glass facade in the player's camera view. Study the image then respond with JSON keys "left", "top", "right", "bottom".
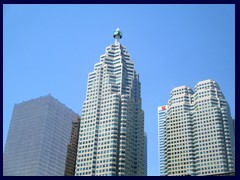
{"left": 65, "top": 117, "right": 81, "bottom": 176}
{"left": 3, "top": 95, "right": 78, "bottom": 176}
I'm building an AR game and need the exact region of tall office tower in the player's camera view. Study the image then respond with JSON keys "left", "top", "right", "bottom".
{"left": 232, "top": 118, "right": 235, "bottom": 136}
{"left": 192, "top": 79, "right": 235, "bottom": 176}
{"left": 144, "top": 132, "right": 148, "bottom": 176}
{"left": 164, "top": 86, "right": 194, "bottom": 176}
{"left": 164, "top": 79, "right": 235, "bottom": 176}
{"left": 65, "top": 117, "right": 81, "bottom": 176}
{"left": 3, "top": 95, "right": 78, "bottom": 176}
{"left": 75, "top": 28, "right": 145, "bottom": 176}
{"left": 158, "top": 105, "right": 168, "bottom": 176}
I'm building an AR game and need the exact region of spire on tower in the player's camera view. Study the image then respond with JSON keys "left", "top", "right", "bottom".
{"left": 113, "top": 28, "right": 122, "bottom": 44}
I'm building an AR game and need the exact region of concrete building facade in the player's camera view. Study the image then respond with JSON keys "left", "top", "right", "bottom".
{"left": 164, "top": 86, "right": 194, "bottom": 176}
{"left": 232, "top": 118, "right": 235, "bottom": 136}
{"left": 158, "top": 105, "right": 168, "bottom": 176}
{"left": 144, "top": 132, "right": 148, "bottom": 176}
{"left": 164, "top": 80, "right": 235, "bottom": 176}
{"left": 75, "top": 28, "right": 145, "bottom": 176}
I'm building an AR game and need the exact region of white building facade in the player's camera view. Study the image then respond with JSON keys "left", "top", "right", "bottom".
{"left": 158, "top": 105, "right": 168, "bottom": 176}
{"left": 164, "top": 86, "right": 195, "bottom": 176}
{"left": 192, "top": 80, "right": 235, "bottom": 175}
{"left": 164, "top": 80, "right": 235, "bottom": 176}
{"left": 3, "top": 95, "right": 78, "bottom": 176}
{"left": 144, "top": 132, "right": 148, "bottom": 176}
{"left": 75, "top": 29, "right": 145, "bottom": 176}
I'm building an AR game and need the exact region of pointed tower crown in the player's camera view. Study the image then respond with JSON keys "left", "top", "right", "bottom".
{"left": 113, "top": 28, "right": 122, "bottom": 39}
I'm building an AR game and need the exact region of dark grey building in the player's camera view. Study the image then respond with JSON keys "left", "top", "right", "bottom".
{"left": 65, "top": 116, "right": 81, "bottom": 176}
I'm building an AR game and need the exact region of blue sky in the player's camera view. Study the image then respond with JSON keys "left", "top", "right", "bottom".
{"left": 3, "top": 4, "right": 235, "bottom": 176}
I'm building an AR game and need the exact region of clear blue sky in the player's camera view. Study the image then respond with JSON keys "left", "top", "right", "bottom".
{"left": 3, "top": 4, "right": 235, "bottom": 176}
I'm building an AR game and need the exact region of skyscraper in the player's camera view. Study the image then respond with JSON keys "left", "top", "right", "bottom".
{"left": 65, "top": 117, "right": 81, "bottom": 176}
{"left": 164, "top": 86, "right": 194, "bottom": 176}
{"left": 158, "top": 105, "right": 168, "bottom": 176}
{"left": 3, "top": 95, "right": 79, "bottom": 176}
{"left": 232, "top": 118, "right": 235, "bottom": 136}
{"left": 75, "top": 28, "right": 145, "bottom": 176}
{"left": 193, "top": 80, "right": 235, "bottom": 175}
{"left": 164, "top": 79, "right": 235, "bottom": 176}
{"left": 144, "top": 132, "right": 148, "bottom": 176}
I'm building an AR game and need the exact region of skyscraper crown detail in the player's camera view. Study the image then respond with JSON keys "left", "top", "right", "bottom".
{"left": 113, "top": 28, "right": 122, "bottom": 39}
